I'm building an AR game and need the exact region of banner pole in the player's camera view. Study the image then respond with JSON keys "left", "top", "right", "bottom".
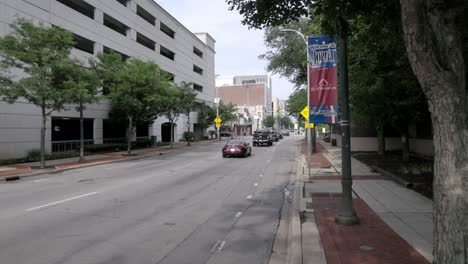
{"left": 306, "top": 40, "right": 311, "bottom": 179}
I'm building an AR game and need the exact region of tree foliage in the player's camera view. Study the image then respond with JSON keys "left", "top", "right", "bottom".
{"left": 0, "top": 19, "right": 76, "bottom": 168}
{"left": 197, "top": 102, "right": 217, "bottom": 131}
{"left": 218, "top": 101, "right": 237, "bottom": 125}
{"left": 279, "top": 116, "right": 294, "bottom": 129}
{"left": 263, "top": 115, "right": 275, "bottom": 128}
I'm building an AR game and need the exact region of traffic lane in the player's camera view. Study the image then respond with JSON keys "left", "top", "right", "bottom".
{"left": 0, "top": 139, "right": 279, "bottom": 264}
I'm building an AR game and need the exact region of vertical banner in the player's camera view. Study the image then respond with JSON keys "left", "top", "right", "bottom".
{"left": 308, "top": 35, "right": 338, "bottom": 124}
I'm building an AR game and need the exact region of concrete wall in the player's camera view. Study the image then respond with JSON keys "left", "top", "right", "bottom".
{"left": 0, "top": 0, "right": 215, "bottom": 159}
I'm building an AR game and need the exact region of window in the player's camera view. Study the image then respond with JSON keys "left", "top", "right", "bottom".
{"left": 136, "top": 32, "right": 155, "bottom": 50}
{"left": 137, "top": 5, "right": 156, "bottom": 26}
{"left": 193, "top": 83, "right": 203, "bottom": 92}
{"left": 73, "top": 34, "right": 94, "bottom": 54}
{"left": 242, "top": 80, "right": 256, "bottom": 85}
{"left": 193, "top": 47, "right": 203, "bottom": 58}
{"left": 104, "top": 46, "right": 129, "bottom": 61}
{"left": 103, "top": 14, "right": 128, "bottom": 36}
{"left": 160, "top": 45, "right": 175, "bottom": 60}
{"left": 160, "top": 22, "right": 175, "bottom": 38}
{"left": 57, "top": 0, "right": 94, "bottom": 19}
{"left": 115, "top": 0, "right": 128, "bottom": 6}
{"left": 193, "top": 65, "right": 203, "bottom": 75}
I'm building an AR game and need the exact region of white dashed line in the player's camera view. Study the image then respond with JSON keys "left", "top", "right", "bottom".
{"left": 253, "top": 182, "right": 259, "bottom": 187}
{"left": 235, "top": 211, "right": 243, "bottom": 218}
{"left": 259, "top": 174, "right": 263, "bottom": 178}
{"left": 26, "top": 192, "right": 98, "bottom": 211}
{"left": 211, "top": 240, "right": 222, "bottom": 253}
{"left": 246, "top": 195, "right": 253, "bottom": 200}
{"left": 33, "top": 179, "right": 49, "bottom": 183}
{"left": 216, "top": 240, "right": 226, "bottom": 252}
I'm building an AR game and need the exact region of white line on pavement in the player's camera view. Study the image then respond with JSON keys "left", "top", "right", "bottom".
{"left": 253, "top": 182, "right": 259, "bottom": 187}
{"left": 216, "top": 240, "right": 226, "bottom": 252}
{"left": 259, "top": 174, "right": 263, "bottom": 178}
{"left": 235, "top": 211, "right": 243, "bottom": 218}
{"left": 210, "top": 240, "right": 221, "bottom": 253}
{"left": 246, "top": 195, "right": 253, "bottom": 200}
{"left": 26, "top": 192, "right": 98, "bottom": 211}
{"left": 33, "top": 179, "right": 49, "bottom": 183}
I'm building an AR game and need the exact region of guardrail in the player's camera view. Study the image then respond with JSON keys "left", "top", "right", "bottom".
{"left": 51, "top": 139, "right": 94, "bottom": 152}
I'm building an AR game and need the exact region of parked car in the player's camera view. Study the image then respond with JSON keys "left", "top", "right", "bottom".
{"left": 270, "top": 131, "right": 279, "bottom": 142}
{"left": 277, "top": 132, "right": 283, "bottom": 139}
{"left": 253, "top": 131, "right": 273, "bottom": 146}
{"left": 282, "top": 130, "right": 290, "bottom": 136}
{"left": 222, "top": 140, "right": 252, "bottom": 157}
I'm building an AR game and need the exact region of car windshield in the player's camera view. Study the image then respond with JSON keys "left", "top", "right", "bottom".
{"left": 226, "top": 140, "right": 244, "bottom": 145}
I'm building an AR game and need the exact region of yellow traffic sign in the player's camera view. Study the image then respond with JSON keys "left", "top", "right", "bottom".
{"left": 214, "top": 117, "right": 222, "bottom": 123}
{"left": 215, "top": 123, "right": 221, "bottom": 128}
{"left": 304, "top": 122, "right": 315, "bottom": 129}
{"left": 301, "top": 106, "right": 309, "bottom": 121}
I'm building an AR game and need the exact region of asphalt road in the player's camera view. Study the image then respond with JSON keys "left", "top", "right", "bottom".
{"left": 0, "top": 136, "right": 299, "bottom": 264}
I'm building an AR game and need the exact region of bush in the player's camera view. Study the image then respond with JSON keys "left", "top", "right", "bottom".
{"left": 45, "top": 151, "right": 79, "bottom": 160}
{"left": 26, "top": 149, "right": 41, "bottom": 161}
{"left": 135, "top": 139, "right": 151, "bottom": 148}
{"left": 85, "top": 143, "right": 127, "bottom": 153}
{"left": 156, "top": 141, "right": 170, "bottom": 146}
{"left": 183, "top": 132, "right": 195, "bottom": 142}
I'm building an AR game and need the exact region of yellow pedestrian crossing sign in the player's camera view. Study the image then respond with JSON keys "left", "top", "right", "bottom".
{"left": 214, "top": 117, "right": 222, "bottom": 123}
{"left": 215, "top": 123, "right": 221, "bottom": 128}
{"left": 305, "top": 122, "right": 314, "bottom": 128}
{"left": 301, "top": 106, "right": 309, "bottom": 121}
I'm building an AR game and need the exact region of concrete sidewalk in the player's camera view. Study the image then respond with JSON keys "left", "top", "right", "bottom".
{"left": 0, "top": 140, "right": 222, "bottom": 180}
{"left": 295, "top": 139, "right": 433, "bottom": 263}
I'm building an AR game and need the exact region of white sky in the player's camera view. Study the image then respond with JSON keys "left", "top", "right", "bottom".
{"left": 156, "top": 0, "right": 295, "bottom": 100}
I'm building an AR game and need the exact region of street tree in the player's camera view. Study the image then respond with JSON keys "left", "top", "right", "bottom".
{"left": 218, "top": 101, "right": 237, "bottom": 126}
{"left": 180, "top": 85, "right": 197, "bottom": 146}
{"left": 0, "top": 19, "right": 76, "bottom": 168}
{"left": 94, "top": 54, "right": 169, "bottom": 155}
{"left": 279, "top": 116, "right": 293, "bottom": 129}
{"left": 227, "top": 0, "right": 468, "bottom": 261}
{"left": 197, "top": 102, "right": 217, "bottom": 137}
{"left": 60, "top": 61, "right": 99, "bottom": 162}
{"left": 263, "top": 115, "right": 275, "bottom": 128}
{"left": 159, "top": 82, "right": 196, "bottom": 148}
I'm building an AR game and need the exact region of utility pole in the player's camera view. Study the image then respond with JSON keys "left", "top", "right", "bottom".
{"left": 215, "top": 97, "right": 221, "bottom": 141}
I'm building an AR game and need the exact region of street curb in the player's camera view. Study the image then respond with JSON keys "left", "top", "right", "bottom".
{"left": 370, "top": 165, "right": 413, "bottom": 188}
{"left": 289, "top": 154, "right": 303, "bottom": 264}
{"left": 1, "top": 142, "right": 221, "bottom": 182}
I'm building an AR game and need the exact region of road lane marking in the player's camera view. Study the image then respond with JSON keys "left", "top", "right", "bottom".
{"left": 26, "top": 192, "right": 98, "bottom": 211}
{"left": 211, "top": 240, "right": 222, "bottom": 252}
{"left": 246, "top": 195, "right": 253, "bottom": 200}
{"left": 235, "top": 211, "right": 243, "bottom": 218}
{"left": 253, "top": 182, "right": 259, "bottom": 187}
{"left": 216, "top": 240, "right": 226, "bottom": 252}
{"left": 259, "top": 174, "right": 263, "bottom": 178}
{"left": 33, "top": 179, "right": 49, "bottom": 183}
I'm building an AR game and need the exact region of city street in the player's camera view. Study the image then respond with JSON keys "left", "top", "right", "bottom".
{"left": 0, "top": 137, "right": 298, "bottom": 264}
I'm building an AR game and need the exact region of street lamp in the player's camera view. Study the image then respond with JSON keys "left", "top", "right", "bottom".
{"left": 280, "top": 28, "right": 312, "bottom": 178}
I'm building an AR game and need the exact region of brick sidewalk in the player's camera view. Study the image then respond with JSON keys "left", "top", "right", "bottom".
{"left": 300, "top": 139, "right": 332, "bottom": 168}
{"left": 313, "top": 196, "right": 429, "bottom": 264}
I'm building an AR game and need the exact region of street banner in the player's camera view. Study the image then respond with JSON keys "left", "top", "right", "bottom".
{"left": 308, "top": 35, "right": 338, "bottom": 124}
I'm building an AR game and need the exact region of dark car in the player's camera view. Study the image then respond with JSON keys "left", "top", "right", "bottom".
{"left": 277, "top": 132, "right": 283, "bottom": 139}
{"left": 282, "top": 130, "right": 290, "bottom": 136}
{"left": 222, "top": 140, "right": 252, "bottom": 158}
{"left": 270, "top": 131, "right": 279, "bottom": 142}
{"left": 253, "top": 131, "right": 273, "bottom": 146}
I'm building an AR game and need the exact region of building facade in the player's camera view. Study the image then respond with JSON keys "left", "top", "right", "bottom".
{"left": 0, "top": 0, "right": 215, "bottom": 159}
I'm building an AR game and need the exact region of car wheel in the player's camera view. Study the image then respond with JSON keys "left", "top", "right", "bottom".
{"left": 222, "top": 154, "right": 227, "bottom": 158}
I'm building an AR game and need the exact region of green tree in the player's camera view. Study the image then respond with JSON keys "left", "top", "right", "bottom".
{"left": 279, "top": 116, "right": 293, "bottom": 129}
{"left": 94, "top": 54, "right": 169, "bottom": 155}
{"left": 263, "top": 115, "right": 275, "bottom": 128}
{"left": 180, "top": 85, "right": 197, "bottom": 146}
{"left": 159, "top": 82, "right": 196, "bottom": 148}
{"left": 218, "top": 101, "right": 237, "bottom": 126}
{"left": 227, "top": 0, "right": 468, "bottom": 261}
{"left": 197, "top": 102, "right": 217, "bottom": 137}
{"left": 0, "top": 19, "right": 75, "bottom": 168}
{"left": 60, "top": 61, "right": 99, "bottom": 162}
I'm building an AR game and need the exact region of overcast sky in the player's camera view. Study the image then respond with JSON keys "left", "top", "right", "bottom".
{"left": 156, "top": 0, "right": 295, "bottom": 100}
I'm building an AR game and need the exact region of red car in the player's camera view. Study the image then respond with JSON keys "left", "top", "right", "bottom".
{"left": 222, "top": 140, "right": 252, "bottom": 158}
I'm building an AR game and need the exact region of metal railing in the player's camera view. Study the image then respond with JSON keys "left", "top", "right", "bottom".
{"left": 51, "top": 139, "right": 94, "bottom": 153}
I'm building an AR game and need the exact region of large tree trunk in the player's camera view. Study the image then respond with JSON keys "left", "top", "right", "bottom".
{"left": 377, "top": 125, "right": 385, "bottom": 155}
{"left": 79, "top": 102, "right": 85, "bottom": 162}
{"left": 401, "top": 131, "right": 410, "bottom": 163}
{"left": 40, "top": 106, "right": 46, "bottom": 169}
{"left": 400, "top": 1, "right": 468, "bottom": 263}
{"left": 170, "top": 119, "right": 174, "bottom": 148}
{"left": 127, "top": 115, "right": 133, "bottom": 156}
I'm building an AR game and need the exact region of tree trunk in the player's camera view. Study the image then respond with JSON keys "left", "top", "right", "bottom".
{"left": 187, "top": 112, "right": 191, "bottom": 146}
{"left": 377, "top": 125, "right": 385, "bottom": 155}
{"left": 401, "top": 131, "right": 410, "bottom": 163}
{"left": 40, "top": 106, "right": 46, "bottom": 169}
{"left": 170, "top": 119, "right": 174, "bottom": 148}
{"left": 127, "top": 115, "right": 133, "bottom": 156}
{"left": 400, "top": 1, "right": 468, "bottom": 262}
{"left": 79, "top": 102, "right": 85, "bottom": 162}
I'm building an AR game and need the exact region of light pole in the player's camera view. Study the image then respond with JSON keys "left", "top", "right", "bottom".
{"left": 280, "top": 28, "right": 312, "bottom": 178}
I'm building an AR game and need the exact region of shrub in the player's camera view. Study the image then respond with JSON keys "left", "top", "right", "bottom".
{"left": 26, "top": 149, "right": 41, "bottom": 161}
{"left": 135, "top": 139, "right": 151, "bottom": 148}
{"left": 45, "top": 151, "right": 79, "bottom": 160}
{"left": 85, "top": 144, "right": 127, "bottom": 153}
{"left": 156, "top": 141, "right": 170, "bottom": 146}
{"left": 183, "top": 132, "right": 195, "bottom": 142}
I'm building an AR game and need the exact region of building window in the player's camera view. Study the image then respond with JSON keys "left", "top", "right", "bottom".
{"left": 57, "top": 0, "right": 94, "bottom": 19}
{"left": 103, "top": 14, "right": 128, "bottom": 36}
{"left": 136, "top": 32, "right": 155, "bottom": 50}
{"left": 115, "top": 0, "right": 128, "bottom": 6}
{"left": 160, "top": 22, "right": 175, "bottom": 38}
{"left": 137, "top": 5, "right": 156, "bottom": 26}
{"left": 73, "top": 34, "right": 94, "bottom": 54}
{"left": 193, "top": 65, "right": 203, "bottom": 75}
{"left": 104, "top": 46, "right": 129, "bottom": 61}
{"left": 160, "top": 45, "right": 175, "bottom": 60}
{"left": 193, "top": 47, "right": 203, "bottom": 58}
{"left": 193, "top": 83, "right": 203, "bottom": 92}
